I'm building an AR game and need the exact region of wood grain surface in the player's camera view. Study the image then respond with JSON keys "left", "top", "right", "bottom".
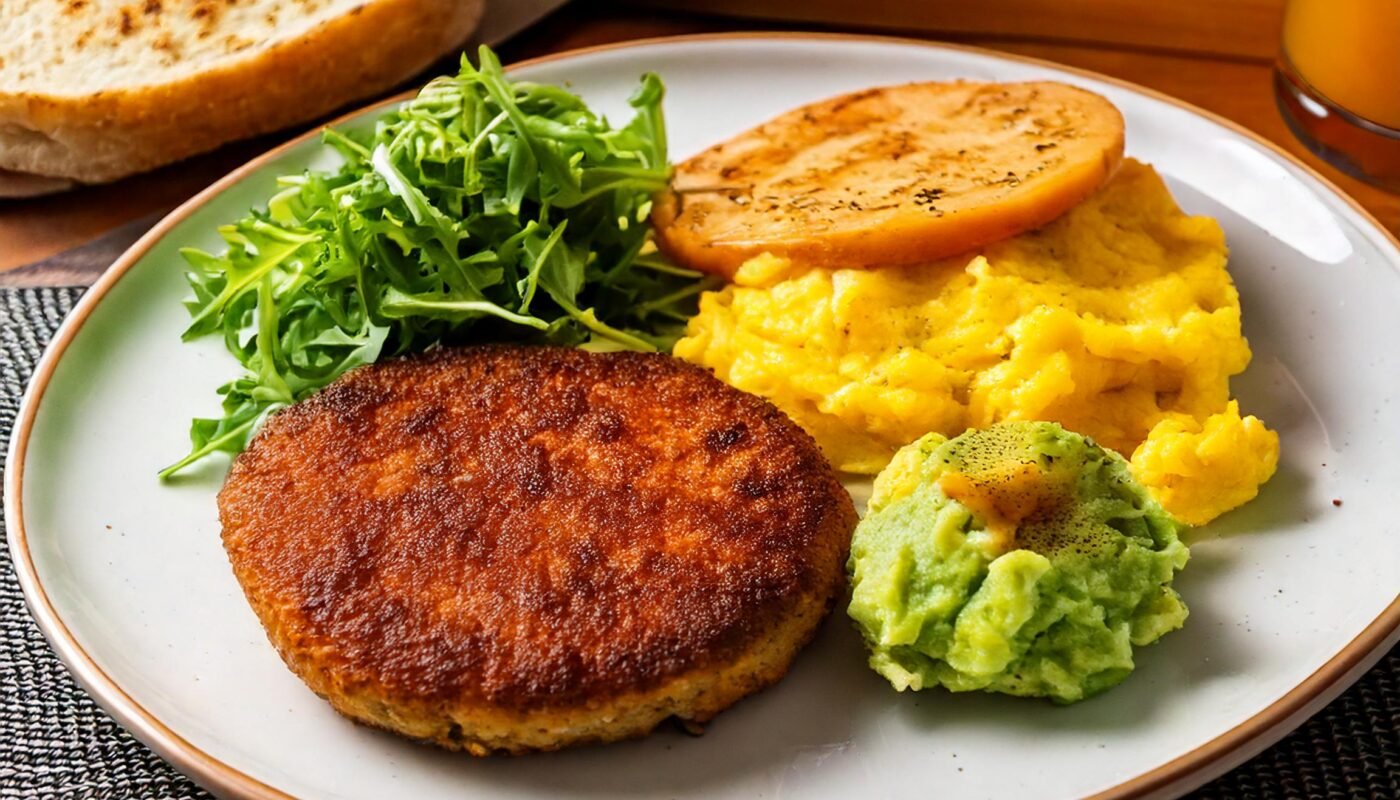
{"left": 633, "top": 0, "right": 1289, "bottom": 58}
{"left": 1, "top": 0, "right": 1395, "bottom": 283}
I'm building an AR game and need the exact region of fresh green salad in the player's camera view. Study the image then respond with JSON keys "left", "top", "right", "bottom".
{"left": 163, "top": 47, "right": 711, "bottom": 478}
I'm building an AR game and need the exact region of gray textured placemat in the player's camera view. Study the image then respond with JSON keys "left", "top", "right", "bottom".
{"left": 1, "top": 287, "right": 1394, "bottom": 799}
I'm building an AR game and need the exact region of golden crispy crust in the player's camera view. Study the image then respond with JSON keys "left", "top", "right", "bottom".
{"left": 0, "top": 0, "right": 482, "bottom": 183}
{"left": 219, "top": 346, "right": 855, "bottom": 753}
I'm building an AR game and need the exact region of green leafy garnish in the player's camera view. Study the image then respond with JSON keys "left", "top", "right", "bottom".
{"left": 161, "top": 46, "right": 713, "bottom": 479}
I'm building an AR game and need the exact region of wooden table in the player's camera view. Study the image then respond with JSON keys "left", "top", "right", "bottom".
{"left": 2, "top": 0, "right": 1396, "bottom": 283}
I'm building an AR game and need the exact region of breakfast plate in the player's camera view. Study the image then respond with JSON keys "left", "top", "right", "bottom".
{"left": 8, "top": 34, "right": 1400, "bottom": 800}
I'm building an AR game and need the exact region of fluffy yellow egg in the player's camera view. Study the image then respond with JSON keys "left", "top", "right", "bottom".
{"left": 674, "top": 159, "right": 1278, "bottom": 525}
{"left": 1131, "top": 401, "right": 1280, "bottom": 525}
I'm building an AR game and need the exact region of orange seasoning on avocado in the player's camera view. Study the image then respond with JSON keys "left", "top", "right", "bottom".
{"left": 937, "top": 461, "right": 1071, "bottom": 553}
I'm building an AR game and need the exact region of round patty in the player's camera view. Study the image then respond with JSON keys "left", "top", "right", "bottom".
{"left": 219, "top": 346, "right": 856, "bottom": 755}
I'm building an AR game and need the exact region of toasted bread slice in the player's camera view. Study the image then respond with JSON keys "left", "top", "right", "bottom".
{"left": 652, "top": 81, "right": 1125, "bottom": 276}
{"left": 0, "top": 0, "right": 483, "bottom": 185}
{"left": 0, "top": 169, "right": 73, "bottom": 198}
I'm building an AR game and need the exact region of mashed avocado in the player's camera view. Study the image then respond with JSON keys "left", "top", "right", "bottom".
{"left": 848, "top": 422, "right": 1189, "bottom": 703}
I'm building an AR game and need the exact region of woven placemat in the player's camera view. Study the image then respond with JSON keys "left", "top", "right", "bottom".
{"left": 1, "top": 286, "right": 1394, "bottom": 799}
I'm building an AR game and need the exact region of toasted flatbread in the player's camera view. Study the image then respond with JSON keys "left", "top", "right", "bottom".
{"left": 0, "top": 0, "right": 483, "bottom": 187}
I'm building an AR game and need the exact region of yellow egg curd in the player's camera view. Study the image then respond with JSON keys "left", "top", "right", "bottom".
{"left": 674, "top": 159, "right": 1278, "bottom": 525}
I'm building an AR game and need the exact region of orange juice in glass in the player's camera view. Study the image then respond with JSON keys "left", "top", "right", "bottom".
{"left": 1275, "top": 0, "right": 1400, "bottom": 190}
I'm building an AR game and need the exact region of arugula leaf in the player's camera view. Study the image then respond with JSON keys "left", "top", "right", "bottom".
{"left": 161, "top": 45, "right": 715, "bottom": 479}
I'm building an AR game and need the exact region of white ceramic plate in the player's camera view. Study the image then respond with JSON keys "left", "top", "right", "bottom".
{"left": 9, "top": 35, "right": 1400, "bottom": 800}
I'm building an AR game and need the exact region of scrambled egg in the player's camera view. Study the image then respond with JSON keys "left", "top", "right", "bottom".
{"left": 674, "top": 159, "right": 1278, "bottom": 525}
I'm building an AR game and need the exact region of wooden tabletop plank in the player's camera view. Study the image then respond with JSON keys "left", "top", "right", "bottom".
{"left": 0, "top": 138, "right": 278, "bottom": 277}
{"left": 2, "top": 3, "right": 1395, "bottom": 282}
{"left": 629, "top": 0, "right": 1288, "bottom": 60}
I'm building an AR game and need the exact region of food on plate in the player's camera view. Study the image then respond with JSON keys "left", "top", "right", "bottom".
{"left": 219, "top": 346, "right": 856, "bottom": 754}
{"left": 175, "top": 52, "right": 1278, "bottom": 740}
{"left": 652, "top": 81, "right": 1125, "bottom": 277}
{"left": 847, "top": 422, "right": 1189, "bottom": 703}
{"left": 676, "top": 159, "right": 1278, "bottom": 524}
{"left": 0, "top": 0, "right": 484, "bottom": 192}
{"left": 163, "top": 48, "right": 713, "bottom": 478}
{"left": 1130, "top": 401, "right": 1280, "bottom": 526}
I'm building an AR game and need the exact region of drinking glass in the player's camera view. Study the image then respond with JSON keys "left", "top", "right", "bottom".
{"left": 1274, "top": 0, "right": 1400, "bottom": 191}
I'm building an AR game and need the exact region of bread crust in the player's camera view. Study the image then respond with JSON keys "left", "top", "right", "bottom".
{"left": 0, "top": 169, "right": 74, "bottom": 198}
{"left": 0, "top": 0, "right": 483, "bottom": 183}
{"left": 219, "top": 346, "right": 856, "bottom": 754}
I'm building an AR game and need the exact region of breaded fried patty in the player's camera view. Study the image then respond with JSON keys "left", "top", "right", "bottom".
{"left": 219, "top": 346, "right": 856, "bottom": 755}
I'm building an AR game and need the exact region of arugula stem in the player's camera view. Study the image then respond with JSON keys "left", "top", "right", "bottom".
{"left": 631, "top": 258, "right": 704, "bottom": 278}
{"left": 381, "top": 295, "right": 551, "bottom": 329}
{"left": 156, "top": 413, "right": 264, "bottom": 480}
{"left": 633, "top": 280, "right": 717, "bottom": 317}
{"left": 519, "top": 220, "right": 568, "bottom": 313}
{"left": 572, "top": 177, "right": 670, "bottom": 205}
{"left": 556, "top": 298, "right": 656, "bottom": 352}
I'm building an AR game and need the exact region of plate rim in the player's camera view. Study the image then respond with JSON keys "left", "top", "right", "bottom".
{"left": 7, "top": 31, "right": 1399, "bottom": 800}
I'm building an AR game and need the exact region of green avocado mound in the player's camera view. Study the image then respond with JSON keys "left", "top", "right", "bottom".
{"left": 847, "top": 422, "right": 1189, "bottom": 703}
